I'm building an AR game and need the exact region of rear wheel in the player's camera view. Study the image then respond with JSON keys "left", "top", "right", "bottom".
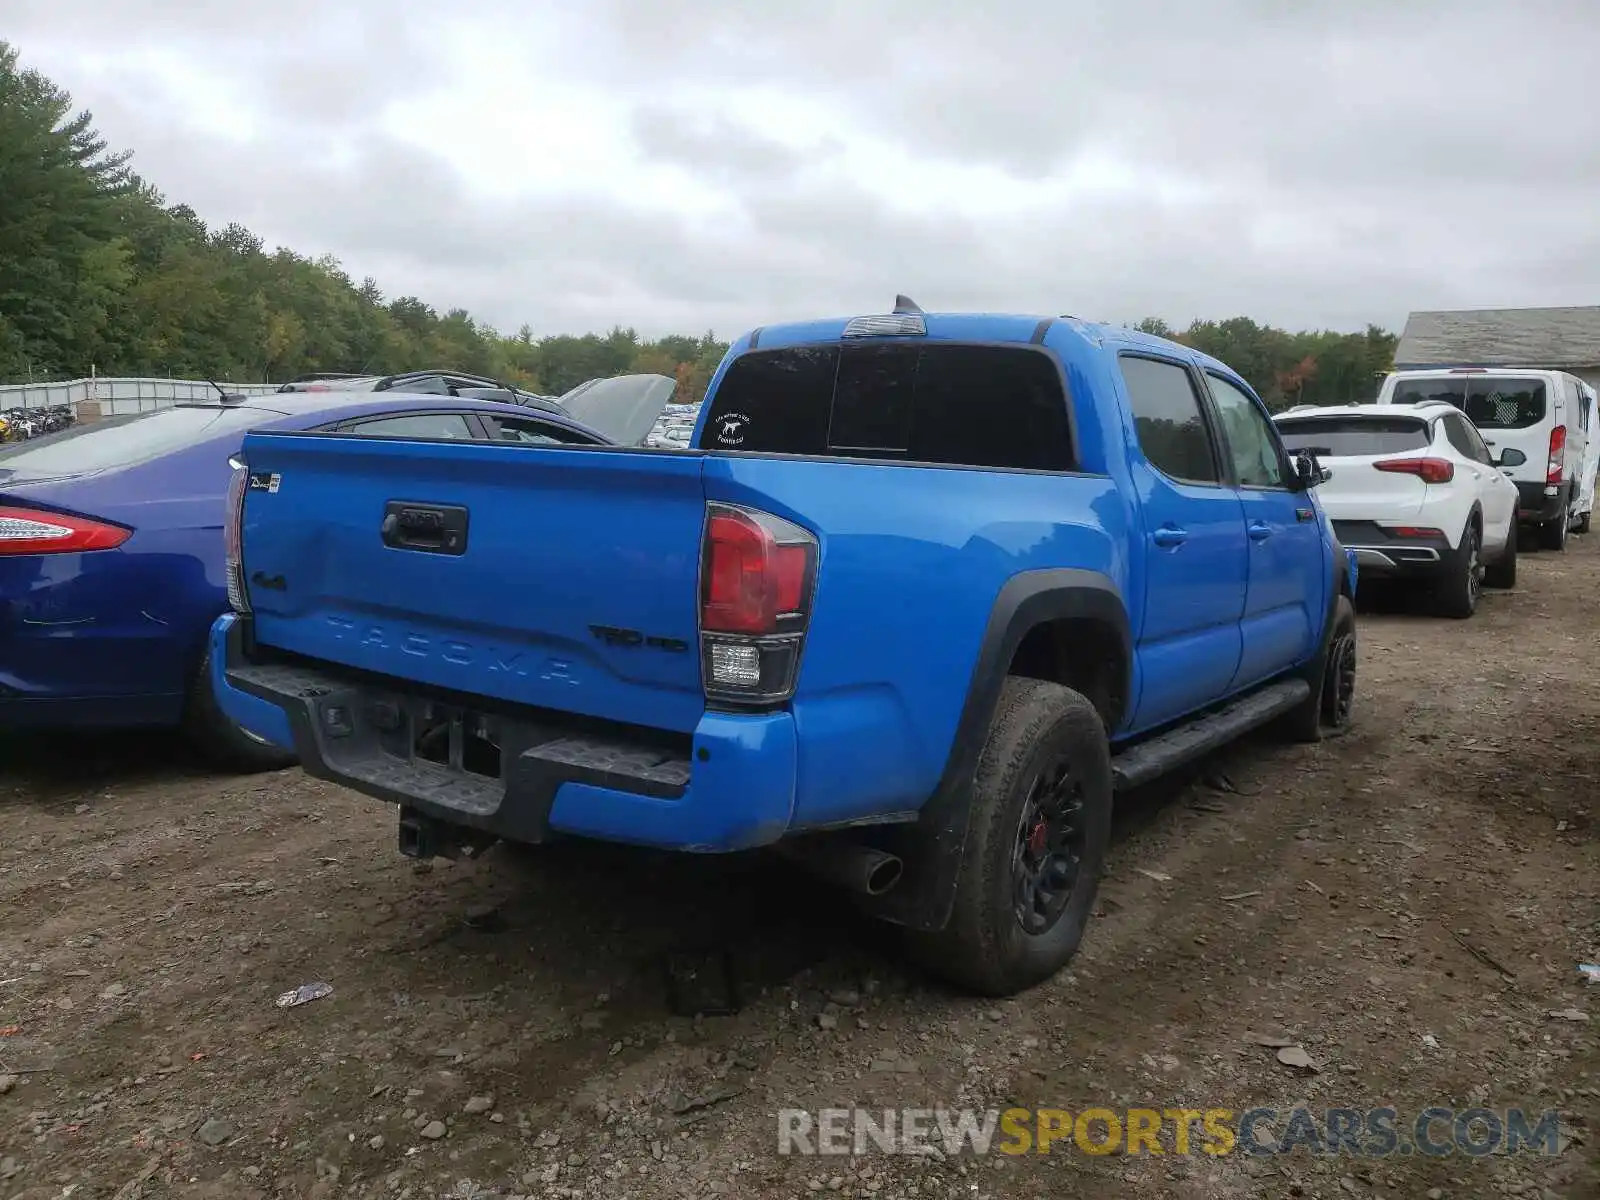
{"left": 1484, "top": 520, "right": 1517, "bottom": 589}
{"left": 1433, "top": 522, "right": 1482, "bottom": 619}
{"left": 1540, "top": 512, "right": 1569, "bottom": 551}
{"left": 906, "top": 678, "right": 1113, "bottom": 997}
{"left": 183, "top": 646, "right": 296, "bottom": 774}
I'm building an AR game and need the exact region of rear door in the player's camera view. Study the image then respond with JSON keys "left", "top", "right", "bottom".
{"left": 1565, "top": 376, "right": 1591, "bottom": 495}
{"left": 1202, "top": 372, "right": 1325, "bottom": 688}
{"left": 1443, "top": 412, "right": 1517, "bottom": 547}
{"left": 1116, "top": 354, "right": 1247, "bottom": 728}
{"left": 1563, "top": 378, "right": 1581, "bottom": 492}
{"left": 1579, "top": 388, "right": 1600, "bottom": 514}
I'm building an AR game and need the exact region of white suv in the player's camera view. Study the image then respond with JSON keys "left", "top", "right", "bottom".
{"left": 1375, "top": 368, "right": 1590, "bottom": 551}
{"left": 1274, "top": 401, "right": 1520, "bottom": 618}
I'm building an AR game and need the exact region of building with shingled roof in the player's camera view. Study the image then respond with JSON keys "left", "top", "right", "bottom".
{"left": 1395, "top": 306, "right": 1600, "bottom": 393}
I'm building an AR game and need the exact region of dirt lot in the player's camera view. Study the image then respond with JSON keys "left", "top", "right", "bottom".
{"left": 2, "top": 540, "right": 1597, "bottom": 1200}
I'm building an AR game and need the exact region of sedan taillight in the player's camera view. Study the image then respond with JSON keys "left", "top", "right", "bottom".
{"left": 0, "top": 506, "right": 130, "bottom": 555}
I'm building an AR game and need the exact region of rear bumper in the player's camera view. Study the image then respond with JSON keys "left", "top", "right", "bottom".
{"left": 209, "top": 614, "right": 797, "bottom": 852}
{"left": 0, "top": 692, "right": 185, "bottom": 728}
{"left": 1330, "top": 521, "right": 1453, "bottom": 581}
{"left": 1514, "top": 480, "right": 1570, "bottom": 524}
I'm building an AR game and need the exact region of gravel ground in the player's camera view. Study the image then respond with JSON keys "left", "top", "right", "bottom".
{"left": 2, "top": 536, "right": 1596, "bottom": 1200}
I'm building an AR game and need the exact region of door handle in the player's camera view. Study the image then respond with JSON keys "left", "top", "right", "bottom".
{"left": 1151, "top": 525, "right": 1188, "bottom": 548}
{"left": 381, "top": 501, "right": 469, "bottom": 556}
{"left": 1247, "top": 520, "right": 1273, "bottom": 541}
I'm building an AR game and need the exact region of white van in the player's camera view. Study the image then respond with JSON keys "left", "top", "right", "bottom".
{"left": 1376, "top": 367, "right": 1591, "bottom": 550}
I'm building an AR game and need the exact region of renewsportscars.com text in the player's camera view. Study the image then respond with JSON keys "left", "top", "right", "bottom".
{"left": 777, "top": 1106, "right": 1565, "bottom": 1158}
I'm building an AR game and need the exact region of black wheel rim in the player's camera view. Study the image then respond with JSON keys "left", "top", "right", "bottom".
{"left": 1325, "top": 632, "right": 1357, "bottom": 727}
{"left": 1012, "top": 757, "right": 1087, "bottom": 935}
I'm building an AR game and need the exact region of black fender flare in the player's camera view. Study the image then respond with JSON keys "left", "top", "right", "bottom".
{"left": 864, "top": 568, "right": 1131, "bottom": 931}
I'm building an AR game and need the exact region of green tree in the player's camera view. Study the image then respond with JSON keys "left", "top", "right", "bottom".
{"left": 0, "top": 41, "right": 132, "bottom": 377}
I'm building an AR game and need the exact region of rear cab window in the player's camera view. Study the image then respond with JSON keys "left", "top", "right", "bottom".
{"left": 0, "top": 405, "right": 280, "bottom": 479}
{"left": 1276, "top": 416, "right": 1431, "bottom": 457}
{"left": 698, "top": 343, "right": 1076, "bottom": 471}
{"left": 1117, "top": 355, "right": 1222, "bottom": 484}
{"left": 1391, "top": 375, "right": 1547, "bottom": 431}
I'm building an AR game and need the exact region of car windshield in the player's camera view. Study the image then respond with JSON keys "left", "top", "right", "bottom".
{"left": 1276, "top": 416, "right": 1430, "bottom": 457}
{"left": 0, "top": 405, "right": 279, "bottom": 480}
{"left": 1391, "top": 375, "right": 1546, "bottom": 430}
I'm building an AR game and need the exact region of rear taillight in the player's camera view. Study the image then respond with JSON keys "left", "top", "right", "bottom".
{"left": 0, "top": 505, "right": 129, "bottom": 555}
{"left": 1548, "top": 425, "right": 1566, "bottom": 484}
{"left": 1374, "top": 456, "right": 1455, "bottom": 484}
{"left": 1386, "top": 526, "right": 1445, "bottom": 540}
{"left": 224, "top": 463, "right": 250, "bottom": 612}
{"left": 699, "top": 503, "right": 817, "bottom": 706}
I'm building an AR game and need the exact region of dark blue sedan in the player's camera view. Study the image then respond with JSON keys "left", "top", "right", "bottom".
{"left": 0, "top": 380, "right": 673, "bottom": 771}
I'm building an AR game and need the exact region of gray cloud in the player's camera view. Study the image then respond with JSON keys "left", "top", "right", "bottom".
{"left": 9, "top": 0, "right": 1600, "bottom": 337}
{"left": 629, "top": 106, "right": 819, "bottom": 185}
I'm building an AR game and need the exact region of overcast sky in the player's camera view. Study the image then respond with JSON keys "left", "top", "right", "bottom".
{"left": 9, "top": 1, "right": 1598, "bottom": 339}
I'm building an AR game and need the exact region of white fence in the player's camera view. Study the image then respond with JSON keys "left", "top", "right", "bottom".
{"left": 0, "top": 376, "right": 280, "bottom": 416}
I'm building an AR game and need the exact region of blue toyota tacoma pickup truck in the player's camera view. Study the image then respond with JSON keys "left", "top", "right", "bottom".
{"left": 209, "top": 301, "right": 1358, "bottom": 996}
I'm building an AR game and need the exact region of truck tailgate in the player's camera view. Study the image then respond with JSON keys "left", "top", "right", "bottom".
{"left": 237, "top": 433, "right": 708, "bottom": 732}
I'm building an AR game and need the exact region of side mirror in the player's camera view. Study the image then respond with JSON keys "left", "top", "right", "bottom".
{"left": 1292, "top": 451, "right": 1324, "bottom": 490}
{"left": 1494, "top": 447, "right": 1527, "bottom": 468}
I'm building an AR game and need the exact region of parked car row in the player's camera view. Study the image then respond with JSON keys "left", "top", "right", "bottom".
{"left": 0, "top": 370, "right": 676, "bottom": 769}
{"left": 1274, "top": 367, "right": 1598, "bottom": 617}
{"left": 0, "top": 405, "right": 74, "bottom": 442}
{"left": 6, "top": 314, "right": 1589, "bottom": 998}
{"left": 645, "top": 402, "right": 701, "bottom": 448}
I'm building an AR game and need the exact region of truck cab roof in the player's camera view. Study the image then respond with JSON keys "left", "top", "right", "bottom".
{"left": 740, "top": 310, "right": 1252, "bottom": 390}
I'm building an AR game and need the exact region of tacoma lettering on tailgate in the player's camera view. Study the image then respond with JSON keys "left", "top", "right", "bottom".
{"left": 323, "top": 616, "right": 525, "bottom": 674}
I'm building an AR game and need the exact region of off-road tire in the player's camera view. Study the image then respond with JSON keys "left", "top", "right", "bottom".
{"left": 184, "top": 645, "right": 297, "bottom": 774}
{"left": 1276, "top": 594, "right": 1357, "bottom": 743}
{"left": 1433, "top": 521, "right": 1483, "bottom": 619}
{"left": 906, "top": 678, "right": 1113, "bottom": 997}
{"left": 1484, "top": 520, "right": 1517, "bottom": 589}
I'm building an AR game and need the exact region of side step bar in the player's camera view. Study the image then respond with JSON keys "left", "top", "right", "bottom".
{"left": 1111, "top": 678, "right": 1310, "bottom": 791}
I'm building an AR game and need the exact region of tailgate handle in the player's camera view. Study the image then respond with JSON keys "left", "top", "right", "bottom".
{"left": 381, "top": 502, "right": 469, "bottom": 556}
